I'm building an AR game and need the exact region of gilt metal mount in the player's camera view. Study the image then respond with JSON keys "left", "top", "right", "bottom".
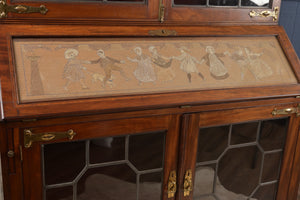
{"left": 148, "top": 29, "right": 177, "bottom": 36}
{"left": 249, "top": 7, "right": 279, "bottom": 22}
{"left": 183, "top": 169, "right": 193, "bottom": 197}
{"left": 0, "top": 0, "right": 48, "bottom": 18}
{"left": 24, "top": 129, "right": 76, "bottom": 148}
{"left": 167, "top": 170, "right": 177, "bottom": 198}
{"left": 272, "top": 104, "right": 300, "bottom": 117}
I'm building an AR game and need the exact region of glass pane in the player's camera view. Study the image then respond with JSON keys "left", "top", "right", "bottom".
{"left": 43, "top": 131, "right": 165, "bottom": 200}
{"left": 139, "top": 172, "right": 163, "bottom": 200}
{"left": 90, "top": 136, "right": 125, "bottom": 164}
{"left": 261, "top": 152, "right": 282, "bottom": 182}
{"left": 231, "top": 122, "right": 258, "bottom": 145}
{"left": 77, "top": 165, "right": 137, "bottom": 200}
{"left": 194, "top": 118, "right": 288, "bottom": 199}
{"left": 209, "top": 0, "right": 238, "bottom": 6}
{"left": 259, "top": 118, "right": 288, "bottom": 151}
{"left": 197, "top": 125, "right": 229, "bottom": 162}
{"left": 46, "top": 187, "right": 73, "bottom": 200}
{"left": 129, "top": 132, "right": 165, "bottom": 170}
{"left": 193, "top": 164, "right": 216, "bottom": 197}
{"left": 252, "top": 183, "right": 278, "bottom": 200}
{"left": 241, "top": 0, "right": 269, "bottom": 6}
{"left": 44, "top": 141, "right": 86, "bottom": 185}
{"left": 219, "top": 146, "right": 262, "bottom": 196}
{"left": 173, "top": 0, "right": 206, "bottom": 5}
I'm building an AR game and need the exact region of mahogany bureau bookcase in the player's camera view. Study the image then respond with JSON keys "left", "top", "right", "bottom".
{"left": 1, "top": 0, "right": 300, "bottom": 200}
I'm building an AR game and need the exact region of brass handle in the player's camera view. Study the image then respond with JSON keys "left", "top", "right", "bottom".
{"left": 272, "top": 107, "right": 298, "bottom": 116}
{"left": 168, "top": 170, "right": 177, "bottom": 198}
{"left": 24, "top": 129, "right": 76, "bottom": 148}
{"left": 0, "top": 0, "right": 48, "bottom": 18}
{"left": 249, "top": 7, "right": 279, "bottom": 22}
{"left": 184, "top": 169, "right": 192, "bottom": 197}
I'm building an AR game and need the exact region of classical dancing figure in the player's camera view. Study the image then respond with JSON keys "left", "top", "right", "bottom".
{"left": 127, "top": 47, "right": 156, "bottom": 84}
{"left": 148, "top": 46, "right": 175, "bottom": 82}
{"left": 200, "top": 46, "right": 229, "bottom": 80}
{"left": 63, "top": 48, "right": 90, "bottom": 90}
{"left": 90, "top": 49, "right": 128, "bottom": 87}
{"left": 173, "top": 46, "right": 205, "bottom": 83}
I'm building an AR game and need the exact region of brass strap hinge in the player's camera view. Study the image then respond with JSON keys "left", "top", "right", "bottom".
{"left": 159, "top": 0, "right": 165, "bottom": 23}
{"left": 272, "top": 104, "right": 300, "bottom": 117}
{"left": 0, "top": 0, "right": 48, "bottom": 18}
{"left": 24, "top": 129, "right": 76, "bottom": 148}
{"left": 167, "top": 170, "right": 177, "bottom": 198}
{"left": 249, "top": 7, "right": 279, "bottom": 22}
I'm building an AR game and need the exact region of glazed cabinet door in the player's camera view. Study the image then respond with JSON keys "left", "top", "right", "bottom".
{"left": 163, "top": 0, "right": 280, "bottom": 24}
{"left": 20, "top": 115, "right": 180, "bottom": 200}
{"left": 179, "top": 104, "right": 300, "bottom": 200}
{"left": 0, "top": 0, "right": 159, "bottom": 21}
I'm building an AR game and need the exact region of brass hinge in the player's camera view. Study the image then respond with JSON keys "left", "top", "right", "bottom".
{"left": 24, "top": 129, "right": 76, "bottom": 148}
{"left": 159, "top": 0, "right": 165, "bottom": 23}
{"left": 0, "top": 0, "right": 48, "bottom": 18}
{"left": 272, "top": 104, "right": 300, "bottom": 117}
{"left": 249, "top": 7, "right": 279, "bottom": 22}
{"left": 167, "top": 170, "right": 177, "bottom": 198}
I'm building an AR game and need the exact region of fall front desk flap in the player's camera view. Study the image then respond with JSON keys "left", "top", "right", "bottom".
{"left": 13, "top": 36, "right": 297, "bottom": 103}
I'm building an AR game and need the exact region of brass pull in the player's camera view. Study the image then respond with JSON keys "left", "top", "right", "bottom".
{"left": 24, "top": 129, "right": 76, "bottom": 148}
{"left": 272, "top": 107, "right": 299, "bottom": 116}
{"left": 0, "top": 0, "right": 48, "bottom": 18}
{"left": 167, "top": 170, "right": 177, "bottom": 198}
{"left": 184, "top": 169, "right": 192, "bottom": 197}
{"left": 148, "top": 29, "right": 177, "bottom": 36}
{"left": 249, "top": 7, "right": 279, "bottom": 22}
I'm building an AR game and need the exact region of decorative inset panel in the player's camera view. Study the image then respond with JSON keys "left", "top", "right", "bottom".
{"left": 13, "top": 36, "right": 297, "bottom": 102}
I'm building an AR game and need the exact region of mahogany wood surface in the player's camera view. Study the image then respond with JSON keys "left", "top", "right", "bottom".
{"left": 1, "top": 3, "right": 300, "bottom": 198}
{"left": 0, "top": 0, "right": 280, "bottom": 25}
{"left": 286, "top": 117, "right": 300, "bottom": 199}
{"left": 21, "top": 114, "right": 179, "bottom": 200}
{"left": 164, "top": 0, "right": 280, "bottom": 25}
{"left": 1, "top": 98, "right": 300, "bottom": 200}
{"left": 0, "top": 25, "right": 299, "bottom": 120}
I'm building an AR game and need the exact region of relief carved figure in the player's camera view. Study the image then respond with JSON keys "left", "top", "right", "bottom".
{"left": 173, "top": 47, "right": 205, "bottom": 83}
{"left": 148, "top": 46, "right": 175, "bottom": 82}
{"left": 229, "top": 47, "right": 273, "bottom": 80}
{"left": 127, "top": 47, "right": 156, "bottom": 84}
{"left": 90, "top": 49, "right": 128, "bottom": 87}
{"left": 63, "top": 48, "right": 90, "bottom": 91}
{"left": 200, "top": 46, "right": 229, "bottom": 80}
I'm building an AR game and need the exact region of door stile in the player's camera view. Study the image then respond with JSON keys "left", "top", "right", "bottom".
{"left": 22, "top": 128, "right": 43, "bottom": 200}
{"left": 162, "top": 114, "right": 181, "bottom": 200}
{"left": 176, "top": 114, "right": 200, "bottom": 200}
{"left": 0, "top": 126, "right": 24, "bottom": 200}
{"left": 282, "top": 116, "right": 300, "bottom": 199}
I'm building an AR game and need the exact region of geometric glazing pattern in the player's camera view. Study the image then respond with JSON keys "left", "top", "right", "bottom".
{"left": 43, "top": 131, "right": 166, "bottom": 200}
{"left": 193, "top": 118, "right": 288, "bottom": 200}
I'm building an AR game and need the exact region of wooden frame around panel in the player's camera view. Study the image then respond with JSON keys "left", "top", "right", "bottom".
{"left": 0, "top": 25, "right": 300, "bottom": 120}
{"left": 20, "top": 114, "right": 180, "bottom": 200}
{"left": 178, "top": 104, "right": 300, "bottom": 200}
